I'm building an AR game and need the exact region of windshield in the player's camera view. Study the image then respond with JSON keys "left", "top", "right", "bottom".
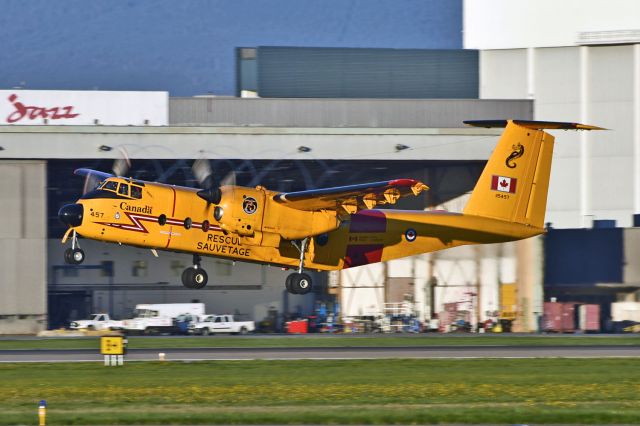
{"left": 102, "top": 181, "right": 118, "bottom": 192}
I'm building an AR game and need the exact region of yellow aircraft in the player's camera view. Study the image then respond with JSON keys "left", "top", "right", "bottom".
{"left": 58, "top": 120, "right": 602, "bottom": 294}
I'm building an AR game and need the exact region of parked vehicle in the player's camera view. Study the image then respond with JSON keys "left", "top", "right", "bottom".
{"left": 189, "top": 314, "right": 255, "bottom": 335}
{"left": 123, "top": 303, "right": 206, "bottom": 334}
{"left": 69, "top": 313, "right": 123, "bottom": 331}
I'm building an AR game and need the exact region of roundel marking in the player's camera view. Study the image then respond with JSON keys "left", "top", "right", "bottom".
{"left": 404, "top": 228, "right": 417, "bottom": 242}
{"left": 243, "top": 196, "right": 258, "bottom": 215}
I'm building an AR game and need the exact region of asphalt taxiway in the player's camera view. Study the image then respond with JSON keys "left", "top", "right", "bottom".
{"left": 1, "top": 344, "right": 639, "bottom": 362}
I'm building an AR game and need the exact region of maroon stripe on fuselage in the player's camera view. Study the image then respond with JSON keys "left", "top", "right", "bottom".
{"left": 165, "top": 187, "right": 177, "bottom": 249}
{"left": 349, "top": 210, "right": 387, "bottom": 233}
{"left": 345, "top": 244, "right": 384, "bottom": 268}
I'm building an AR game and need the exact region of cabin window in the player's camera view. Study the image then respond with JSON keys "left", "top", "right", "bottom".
{"left": 130, "top": 185, "right": 142, "bottom": 199}
{"left": 102, "top": 181, "right": 118, "bottom": 192}
{"left": 118, "top": 183, "right": 129, "bottom": 196}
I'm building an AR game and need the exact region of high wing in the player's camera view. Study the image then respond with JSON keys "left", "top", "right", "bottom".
{"left": 273, "top": 179, "right": 428, "bottom": 213}
{"left": 74, "top": 168, "right": 115, "bottom": 194}
{"left": 74, "top": 168, "right": 114, "bottom": 181}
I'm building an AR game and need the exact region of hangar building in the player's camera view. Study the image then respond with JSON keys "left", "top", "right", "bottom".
{"left": 2, "top": 0, "right": 640, "bottom": 334}
{"left": 0, "top": 90, "right": 532, "bottom": 333}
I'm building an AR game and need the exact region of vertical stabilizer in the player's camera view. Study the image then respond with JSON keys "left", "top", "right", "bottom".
{"left": 463, "top": 120, "right": 603, "bottom": 228}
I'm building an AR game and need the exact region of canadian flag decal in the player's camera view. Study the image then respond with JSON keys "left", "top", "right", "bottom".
{"left": 491, "top": 175, "right": 517, "bottom": 194}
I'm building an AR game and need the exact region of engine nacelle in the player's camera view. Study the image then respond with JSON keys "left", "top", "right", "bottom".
{"left": 214, "top": 186, "right": 264, "bottom": 238}
{"left": 212, "top": 185, "right": 339, "bottom": 245}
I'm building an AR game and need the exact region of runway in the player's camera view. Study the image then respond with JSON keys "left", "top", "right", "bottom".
{"left": 1, "top": 345, "right": 639, "bottom": 362}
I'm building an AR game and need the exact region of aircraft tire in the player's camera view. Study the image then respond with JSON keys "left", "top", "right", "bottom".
{"left": 182, "top": 267, "right": 208, "bottom": 289}
{"left": 285, "top": 273, "right": 297, "bottom": 294}
{"left": 64, "top": 248, "right": 74, "bottom": 264}
{"left": 181, "top": 268, "right": 194, "bottom": 288}
{"left": 64, "top": 248, "right": 85, "bottom": 265}
{"left": 289, "top": 273, "right": 313, "bottom": 295}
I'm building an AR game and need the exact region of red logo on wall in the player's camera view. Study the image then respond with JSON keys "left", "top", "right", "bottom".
{"left": 5, "top": 94, "right": 80, "bottom": 123}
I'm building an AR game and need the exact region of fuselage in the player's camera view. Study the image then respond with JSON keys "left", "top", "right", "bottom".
{"left": 65, "top": 177, "right": 543, "bottom": 271}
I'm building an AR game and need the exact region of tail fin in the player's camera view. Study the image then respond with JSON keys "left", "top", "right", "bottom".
{"left": 462, "top": 120, "right": 603, "bottom": 228}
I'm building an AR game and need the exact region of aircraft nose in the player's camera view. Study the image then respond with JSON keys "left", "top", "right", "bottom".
{"left": 58, "top": 203, "right": 84, "bottom": 227}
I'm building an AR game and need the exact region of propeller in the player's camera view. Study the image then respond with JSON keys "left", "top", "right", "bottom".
{"left": 193, "top": 158, "right": 236, "bottom": 206}
{"left": 111, "top": 147, "right": 131, "bottom": 177}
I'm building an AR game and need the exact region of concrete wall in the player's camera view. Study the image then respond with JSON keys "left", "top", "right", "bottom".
{"left": 480, "top": 44, "right": 640, "bottom": 228}
{"left": 0, "top": 126, "right": 502, "bottom": 161}
{"left": 465, "top": 0, "right": 640, "bottom": 49}
{"left": 0, "top": 161, "right": 47, "bottom": 334}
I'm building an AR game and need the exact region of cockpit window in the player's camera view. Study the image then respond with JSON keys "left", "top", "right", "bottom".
{"left": 130, "top": 185, "right": 142, "bottom": 199}
{"left": 102, "top": 181, "right": 118, "bottom": 191}
{"left": 118, "top": 183, "right": 129, "bottom": 196}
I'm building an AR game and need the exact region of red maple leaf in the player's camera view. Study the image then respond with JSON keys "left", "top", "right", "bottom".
{"left": 500, "top": 179, "right": 508, "bottom": 188}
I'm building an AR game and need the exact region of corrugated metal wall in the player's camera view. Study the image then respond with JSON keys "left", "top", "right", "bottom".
{"left": 256, "top": 47, "right": 479, "bottom": 99}
{"left": 169, "top": 98, "right": 532, "bottom": 128}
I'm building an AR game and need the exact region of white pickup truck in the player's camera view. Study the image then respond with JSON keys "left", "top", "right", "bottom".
{"left": 189, "top": 314, "right": 255, "bottom": 335}
{"left": 69, "top": 313, "right": 123, "bottom": 331}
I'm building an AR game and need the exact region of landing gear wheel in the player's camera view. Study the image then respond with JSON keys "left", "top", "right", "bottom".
{"left": 64, "top": 248, "right": 85, "bottom": 265}
{"left": 285, "top": 273, "right": 296, "bottom": 294}
{"left": 287, "top": 272, "right": 313, "bottom": 295}
{"left": 181, "top": 267, "right": 208, "bottom": 289}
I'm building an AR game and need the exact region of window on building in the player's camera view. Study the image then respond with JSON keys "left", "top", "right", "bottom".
{"left": 216, "top": 260, "right": 232, "bottom": 276}
{"left": 170, "top": 260, "right": 185, "bottom": 277}
{"left": 63, "top": 267, "right": 79, "bottom": 277}
{"left": 100, "top": 261, "right": 114, "bottom": 277}
{"left": 132, "top": 260, "right": 148, "bottom": 277}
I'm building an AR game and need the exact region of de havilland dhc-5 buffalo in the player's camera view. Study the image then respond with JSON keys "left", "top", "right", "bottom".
{"left": 58, "top": 120, "right": 602, "bottom": 294}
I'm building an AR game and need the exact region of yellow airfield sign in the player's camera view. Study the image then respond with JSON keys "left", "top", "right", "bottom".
{"left": 100, "top": 336, "right": 124, "bottom": 355}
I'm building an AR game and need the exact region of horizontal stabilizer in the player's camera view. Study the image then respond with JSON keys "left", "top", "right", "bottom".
{"left": 463, "top": 120, "right": 605, "bottom": 131}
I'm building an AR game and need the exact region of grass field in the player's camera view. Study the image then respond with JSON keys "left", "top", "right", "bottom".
{"left": 2, "top": 358, "right": 640, "bottom": 424}
{"left": 0, "top": 334, "right": 639, "bottom": 350}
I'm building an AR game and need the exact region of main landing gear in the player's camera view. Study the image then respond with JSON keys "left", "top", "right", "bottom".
{"left": 64, "top": 230, "right": 85, "bottom": 265}
{"left": 182, "top": 254, "right": 208, "bottom": 289}
{"left": 286, "top": 238, "right": 313, "bottom": 295}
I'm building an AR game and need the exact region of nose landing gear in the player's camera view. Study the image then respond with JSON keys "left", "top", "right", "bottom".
{"left": 286, "top": 238, "right": 313, "bottom": 295}
{"left": 63, "top": 230, "right": 85, "bottom": 265}
{"left": 182, "top": 254, "right": 208, "bottom": 289}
